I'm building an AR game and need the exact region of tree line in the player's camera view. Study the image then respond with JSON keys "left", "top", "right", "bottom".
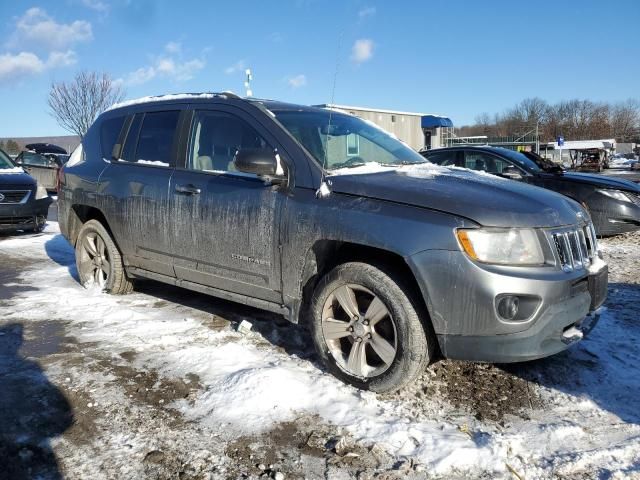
{"left": 457, "top": 98, "right": 640, "bottom": 143}
{"left": 0, "top": 139, "right": 23, "bottom": 155}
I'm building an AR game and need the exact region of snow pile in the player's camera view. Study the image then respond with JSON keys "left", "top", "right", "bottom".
{"left": 2, "top": 223, "right": 640, "bottom": 478}
{"left": 106, "top": 92, "right": 222, "bottom": 112}
{"left": 0, "top": 167, "right": 26, "bottom": 174}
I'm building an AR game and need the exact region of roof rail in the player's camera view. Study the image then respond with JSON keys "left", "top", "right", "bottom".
{"left": 106, "top": 91, "right": 245, "bottom": 112}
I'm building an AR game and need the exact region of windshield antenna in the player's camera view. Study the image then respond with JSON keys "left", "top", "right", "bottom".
{"left": 317, "top": 27, "right": 345, "bottom": 198}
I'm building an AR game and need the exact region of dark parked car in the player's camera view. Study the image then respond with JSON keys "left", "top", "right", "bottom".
{"left": 0, "top": 148, "right": 52, "bottom": 232}
{"left": 14, "top": 143, "right": 69, "bottom": 191}
{"left": 58, "top": 94, "right": 607, "bottom": 392}
{"left": 422, "top": 146, "right": 640, "bottom": 236}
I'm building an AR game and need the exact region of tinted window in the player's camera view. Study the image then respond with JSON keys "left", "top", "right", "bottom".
{"left": 134, "top": 111, "right": 180, "bottom": 166}
{"left": 463, "top": 151, "right": 512, "bottom": 173}
{"left": 188, "top": 111, "right": 271, "bottom": 172}
{"left": 121, "top": 114, "right": 143, "bottom": 162}
{"left": 426, "top": 150, "right": 460, "bottom": 166}
{"left": 100, "top": 116, "right": 125, "bottom": 159}
{"left": 0, "top": 149, "right": 15, "bottom": 169}
{"left": 20, "top": 152, "right": 53, "bottom": 167}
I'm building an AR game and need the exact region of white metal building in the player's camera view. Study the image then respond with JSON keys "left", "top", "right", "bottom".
{"left": 314, "top": 104, "right": 453, "bottom": 151}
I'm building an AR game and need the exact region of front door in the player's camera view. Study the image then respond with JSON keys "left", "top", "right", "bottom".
{"left": 170, "top": 107, "right": 283, "bottom": 303}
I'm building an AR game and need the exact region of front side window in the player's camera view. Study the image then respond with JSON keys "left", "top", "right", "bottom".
{"left": 273, "top": 110, "right": 425, "bottom": 171}
{"left": 188, "top": 111, "right": 271, "bottom": 173}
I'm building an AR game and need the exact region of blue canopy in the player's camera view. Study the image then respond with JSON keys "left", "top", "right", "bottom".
{"left": 421, "top": 115, "right": 453, "bottom": 128}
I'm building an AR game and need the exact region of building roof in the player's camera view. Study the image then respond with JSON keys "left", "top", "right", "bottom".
{"left": 315, "top": 103, "right": 433, "bottom": 117}
{"left": 547, "top": 139, "right": 616, "bottom": 150}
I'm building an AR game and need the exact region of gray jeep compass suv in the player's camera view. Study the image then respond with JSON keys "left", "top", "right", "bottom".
{"left": 58, "top": 93, "right": 608, "bottom": 392}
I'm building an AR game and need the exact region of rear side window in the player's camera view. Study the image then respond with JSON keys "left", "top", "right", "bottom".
{"left": 121, "top": 111, "right": 180, "bottom": 166}
{"left": 464, "top": 151, "right": 512, "bottom": 174}
{"left": 100, "top": 116, "right": 126, "bottom": 159}
{"left": 135, "top": 111, "right": 180, "bottom": 166}
{"left": 427, "top": 150, "right": 460, "bottom": 166}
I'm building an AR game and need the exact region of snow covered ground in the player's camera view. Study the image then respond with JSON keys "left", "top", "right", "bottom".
{"left": 1, "top": 222, "right": 639, "bottom": 479}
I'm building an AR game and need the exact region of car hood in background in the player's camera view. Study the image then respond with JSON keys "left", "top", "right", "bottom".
{"left": 328, "top": 165, "right": 585, "bottom": 228}
{"left": 547, "top": 171, "right": 640, "bottom": 192}
{"left": 0, "top": 170, "right": 36, "bottom": 187}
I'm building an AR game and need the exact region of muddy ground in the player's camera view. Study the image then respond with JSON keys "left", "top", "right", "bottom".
{"left": 1, "top": 220, "right": 639, "bottom": 479}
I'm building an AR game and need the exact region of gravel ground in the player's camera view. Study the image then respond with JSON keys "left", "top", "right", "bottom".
{"left": 0, "top": 224, "right": 639, "bottom": 479}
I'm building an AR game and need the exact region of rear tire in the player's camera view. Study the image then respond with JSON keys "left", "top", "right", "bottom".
{"left": 309, "top": 262, "right": 434, "bottom": 393}
{"left": 75, "top": 219, "right": 133, "bottom": 294}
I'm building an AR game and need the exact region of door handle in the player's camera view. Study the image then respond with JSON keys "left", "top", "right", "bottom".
{"left": 175, "top": 184, "right": 201, "bottom": 195}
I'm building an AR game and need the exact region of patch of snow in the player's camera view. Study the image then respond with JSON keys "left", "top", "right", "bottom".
{"left": 0, "top": 167, "right": 26, "bottom": 174}
{"left": 137, "top": 160, "right": 170, "bottom": 167}
{"left": 315, "top": 181, "right": 331, "bottom": 198}
{"left": 106, "top": 93, "right": 221, "bottom": 112}
{"left": 66, "top": 143, "right": 84, "bottom": 167}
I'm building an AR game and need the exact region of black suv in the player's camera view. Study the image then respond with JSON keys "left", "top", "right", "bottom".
{"left": 58, "top": 93, "right": 608, "bottom": 392}
{"left": 422, "top": 146, "right": 640, "bottom": 236}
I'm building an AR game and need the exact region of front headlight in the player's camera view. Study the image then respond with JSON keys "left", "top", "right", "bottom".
{"left": 35, "top": 184, "right": 48, "bottom": 200}
{"left": 597, "top": 189, "right": 632, "bottom": 202}
{"left": 456, "top": 228, "right": 545, "bottom": 265}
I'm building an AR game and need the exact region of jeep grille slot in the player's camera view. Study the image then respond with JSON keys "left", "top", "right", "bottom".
{"left": 0, "top": 190, "right": 30, "bottom": 204}
{"left": 551, "top": 223, "right": 596, "bottom": 272}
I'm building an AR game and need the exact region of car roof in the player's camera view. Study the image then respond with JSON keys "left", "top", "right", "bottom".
{"left": 104, "top": 92, "right": 336, "bottom": 116}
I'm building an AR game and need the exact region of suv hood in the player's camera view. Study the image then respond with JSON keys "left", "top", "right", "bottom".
{"left": 545, "top": 171, "right": 640, "bottom": 192}
{"left": 328, "top": 165, "right": 585, "bottom": 228}
{"left": 0, "top": 169, "right": 36, "bottom": 187}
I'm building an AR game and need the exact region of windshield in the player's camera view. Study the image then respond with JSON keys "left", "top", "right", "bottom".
{"left": 0, "top": 149, "right": 16, "bottom": 169}
{"left": 522, "top": 151, "right": 563, "bottom": 172}
{"left": 273, "top": 110, "right": 426, "bottom": 170}
{"left": 493, "top": 148, "right": 543, "bottom": 173}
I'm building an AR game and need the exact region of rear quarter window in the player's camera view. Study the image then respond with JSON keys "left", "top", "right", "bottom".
{"left": 100, "top": 116, "right": 126, "bottom": 159}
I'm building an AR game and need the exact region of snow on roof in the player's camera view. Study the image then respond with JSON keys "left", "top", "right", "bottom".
{"left": 106, "top": 91, "right": 238, "bottom": 112}
{"left": 548, "top": 139, "right": 616, "bottom": 150}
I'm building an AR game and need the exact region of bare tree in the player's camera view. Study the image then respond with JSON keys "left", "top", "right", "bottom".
{"left": 48, "top": 72, "right": 125, "bottom": 138}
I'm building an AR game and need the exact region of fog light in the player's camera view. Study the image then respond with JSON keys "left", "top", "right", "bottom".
{"left": 497, "top": 296, "right": 519, "bottom": 320}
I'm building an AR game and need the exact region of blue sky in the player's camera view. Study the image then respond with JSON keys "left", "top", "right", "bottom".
{"left": 1, "top": 0, "right": 639, "bottom": 137}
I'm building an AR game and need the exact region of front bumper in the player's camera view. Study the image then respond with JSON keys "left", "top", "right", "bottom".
{"left": 408, "top": 250, "right": 608, "bottom": 363}
{"left": 0, "top": 198, "right": 52, "bottom": 232}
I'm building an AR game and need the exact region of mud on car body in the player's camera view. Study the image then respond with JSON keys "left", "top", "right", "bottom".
{"left": 0, "top": 148, "right": 51, "bottom": 233}
{"left": 57, "top": 93, "right": 608, "bottom": 392}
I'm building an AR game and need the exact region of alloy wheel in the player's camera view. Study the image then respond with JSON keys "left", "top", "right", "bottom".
{"left": 321, "top": 284, "right": 398, "bottom": 378}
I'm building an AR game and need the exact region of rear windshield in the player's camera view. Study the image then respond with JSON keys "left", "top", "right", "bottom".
{"left": 273, "top": 110, "right": 425, "bottom": 171}
{"left": 0, "top": 149, "right": 15, "bottom": 169}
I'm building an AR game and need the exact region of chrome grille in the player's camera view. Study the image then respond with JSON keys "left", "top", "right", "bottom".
{"left": 551, "top": 223, "right": 597, "bottom": 272}
{"left": 0, "top": 190, "right": 30, "bottom": 204}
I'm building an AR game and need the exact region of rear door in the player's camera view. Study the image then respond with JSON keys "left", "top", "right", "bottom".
{"left": 99, "top": 109, "right": 182, "bottom": 277}
{"left": 16, "top": 152, "right": 57, "bottom": 190}
{"left": 169, "top": 105, "right": 284, "bottom": 303}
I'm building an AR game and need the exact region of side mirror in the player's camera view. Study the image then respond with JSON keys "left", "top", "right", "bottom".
{"left": 502, "top": 166, "right": 523, "bottom": 180}
{"left": 234, "top": 148, "right": 282, "bottom": 177}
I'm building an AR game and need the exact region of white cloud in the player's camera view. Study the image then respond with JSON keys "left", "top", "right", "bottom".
{"left": 224, "top": 60, "right": 246, "bottom": 75}
{"left": 358, "top": 6, "right": 376, "bottom": 18}
{"left": 0, "top": 52, "right": 45, "bottom": 81}
{"left": 46, "top": 50, "right": 78, "bottom": 68}
{"left": 123, "top": 54, "right": 206, "bottom": 86}
{"left": 287, "top": 74, "right": 307, "bottom": 88}
{"left": 165, "top": 41, "right": 181, "bottom": 54}
{"left": 8, "top": 8, "right": 93, "bottom": 51}
{"left": 0, "top": 50, "right": 78, "bottom": 84}
{"left": 351, "top": 38, "right": 374, "bottom": 64}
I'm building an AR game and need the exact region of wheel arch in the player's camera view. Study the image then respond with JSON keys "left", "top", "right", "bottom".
{"left": 68, "top": 205, "right": 116, "bottom": 247}
{"left": 296, "top": 240, "right": 436, "bottom": 343}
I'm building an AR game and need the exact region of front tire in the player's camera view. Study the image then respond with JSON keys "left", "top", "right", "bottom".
{"left": 309, "top": 262, "right": 433, "bottom": 393}
{"left": 75, "top": 219, "right": 133, "bottom": 294}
